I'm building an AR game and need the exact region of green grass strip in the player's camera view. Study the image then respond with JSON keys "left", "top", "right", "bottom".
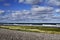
{"left": 0, "top": 25, "right": 60, "bottom": 34}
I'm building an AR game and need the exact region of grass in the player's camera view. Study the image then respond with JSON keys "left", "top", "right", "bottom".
{"left": 0, "top": 25, "right": 60, "bottom": 34}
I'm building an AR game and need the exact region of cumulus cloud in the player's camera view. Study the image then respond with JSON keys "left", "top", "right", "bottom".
{"left": 19, "top": 0, "right": 43, "bottom": 4}
{"left": 48, "top": 0, "right": 60, "bottom": 6}
{"left": 31, "top": 6, "right": 53, "bottom": 12}
{"left": 19, "top": 0, "right": 24, "bottom": 3}
{"left": 11, "top": 11, "right": 22, "bottom": 16}
{"left": 1, "top": 0, "right": 60, "bottom": 23}
{"left": 26, "top": 6, "right": 54, "bottom": 19}
{"left": 31, "top": 6, "right": 54, "bottom": 15}
{"left": 22, "top": 10, "right": 30, "bottom": 14}
{"left": 19, "top": 0, "right": 60, "bottom": 6}
{"left": 6, "top": 11, "right": 22, "bottom": 20}
{"left": 0, "top": 10, "right": 5, "bottom": 14}
{"left": 55, "top": 9, "right": 60, "bottom": 13}
{"left": 0, "top": 6, "right": 54, "bottom": 21}
{"left": 0, "top": 6, "right": 59, "bottom": 23}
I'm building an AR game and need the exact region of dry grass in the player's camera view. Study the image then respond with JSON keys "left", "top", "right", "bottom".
{"left": 0, "top": 25, "right": 60, "bottom": 34}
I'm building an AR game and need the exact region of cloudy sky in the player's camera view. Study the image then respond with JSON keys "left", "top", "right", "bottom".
{"left": 0, "top": 0, "right": 60, "bottom": 23}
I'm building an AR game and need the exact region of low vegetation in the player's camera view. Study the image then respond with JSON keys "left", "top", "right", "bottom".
{"left": 0, "top": 25, "right": 60, "bottom": 34}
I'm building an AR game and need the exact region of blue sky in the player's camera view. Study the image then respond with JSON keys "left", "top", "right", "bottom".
{"left": 0, "top": 0, "right": 60, "bottom": 23}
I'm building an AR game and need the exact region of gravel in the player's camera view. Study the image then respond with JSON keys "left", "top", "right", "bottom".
{"left": 0, "top": 28, "right": 60, "bottom": 40}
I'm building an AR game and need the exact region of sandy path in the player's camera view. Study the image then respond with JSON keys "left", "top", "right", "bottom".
{"left": 0, "top": 28, "right": 60, "bottom": 40}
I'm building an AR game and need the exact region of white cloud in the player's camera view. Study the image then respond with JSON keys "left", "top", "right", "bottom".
{"left": 55, "top": 9, "right": 60, "bottom": 13}
{"left": 19, "top": 0, "right": 24, "bottom": 3}
{"left": 0, "top": 6, "right": 54, "bottom": 22}
{"left": 2, "top": 6, "right": 54, "bottom": 21}
{"left": 19, "top": 0, "right": 43, "bottom": 4}
{"left": 11, "top": 11, "right": 23, "bottom": 19}
{"left": 0, "top": 10, "right": 5, "bottom": 14}
{"left": 19, "top": 0, "right": 60, "bottom": 6}
{"left": 31, "top": 6, "right": 53, "bottom": 12}
{"left": 48, "top": 0, "right": 60, "bottom": 6}
{"left": 22, "top": 10, "right": 30, "bottom": 14}
{"left": 31, "top": 6, "right": 54, "bottom": 15}
{"left": 0, "top": 10, "right": 22, "bottom": 21}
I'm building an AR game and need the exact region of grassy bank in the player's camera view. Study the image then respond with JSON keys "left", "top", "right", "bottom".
{"left": 0, "top": 25, "right": 60, "bottom": 34}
